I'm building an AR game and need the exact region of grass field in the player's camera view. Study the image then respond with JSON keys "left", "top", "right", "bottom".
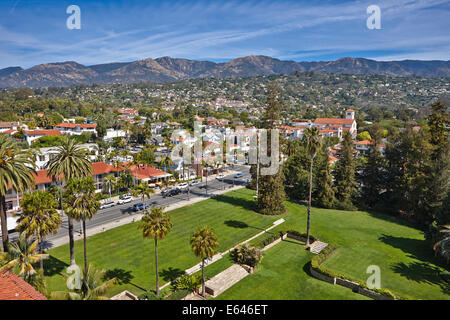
{"left": 215, "top": 239, "right": 369, "bottom": 300}
{"left": 44, "top": 188, "right": 449, "bottom": 300}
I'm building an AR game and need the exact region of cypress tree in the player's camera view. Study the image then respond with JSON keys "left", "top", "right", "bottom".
{"left": 333, "top": 132, "right": 357, "bottom": 209}
{"left": 313, "top": 143, "right": 335, "bottom": 209}
{"left": 256, "top": 82, "right": 286, "bottom": 215}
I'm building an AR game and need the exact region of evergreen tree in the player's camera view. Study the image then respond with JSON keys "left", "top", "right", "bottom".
{"left": 313, "top": 143, "right": 335, "bottom": 208}
{"left": 256, "top": 82, "right": 286, "bottom": 215}
{"left": 358, "top": 124, "right": 386, "bottom": 208}
{"left": 333, "top": 132, "right": 357, "bottom": 209}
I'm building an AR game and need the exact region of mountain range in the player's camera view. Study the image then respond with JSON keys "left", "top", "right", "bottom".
{"left": 1, "top": 56, "right": 449, "bottom": 88}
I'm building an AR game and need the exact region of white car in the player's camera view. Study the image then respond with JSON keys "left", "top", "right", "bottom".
{"left": 189, "top": 180, "right": 201, "bottom": 186}
{"left": 100, "top": 201, "right": 116, "bottom": 209}
{"left": 216, "top": 174, "right": 225, "bottom": 180}
{"left": 117, "top": 195, "right": 133, "bottom": 205}
{"left": 177, "top": 182, "right": 189, "bottom": 190}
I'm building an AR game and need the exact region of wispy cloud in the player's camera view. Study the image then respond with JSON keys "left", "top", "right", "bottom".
{"left": 0, "top": 0, "right": 449, "bottom": 68}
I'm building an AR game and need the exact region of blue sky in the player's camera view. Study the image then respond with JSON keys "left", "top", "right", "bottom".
{"left": 0, "top": 0, "right": 449, "bottom": 69}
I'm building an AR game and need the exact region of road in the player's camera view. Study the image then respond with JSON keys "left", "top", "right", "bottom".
{"left": 8, "top": 165, "right": 251, "bottom": 249}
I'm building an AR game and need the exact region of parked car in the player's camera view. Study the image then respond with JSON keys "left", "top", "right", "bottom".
{"left": 117, "top": 195, "right": 133, "bottom": 204}
{"left": 216, "top": 174, "right": 225, "bottom": 180}
{"left": 100, "top": 201, "right": 115, "bottom": 209}
{"left": 177, "top": 182, "right": 189, "bottom": 190}
{"left": 132, "top": 203, "right": 150, "bottom": 212}
{"left": 234, "top": 173, "right": 244, "bottom": 178}
{"left": 189, "top": 180, "right": 201, "bottom": 186}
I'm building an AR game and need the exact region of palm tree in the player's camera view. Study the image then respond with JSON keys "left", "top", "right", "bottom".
{"left": 51, "top": 264, "right": 116, "bottom": 300}
{"left": 0, "top": 135, "right": 35, "bottom": 252}
{"left": 0, "top": 237, "right": 47, "bottom": 282}
{"left": 160, "top": 154, "right": 173, "bottom": 172}
{"left": 138, "top": 207, "right": 172, "bottom": 296}
{"left": 16, "top": 190, "right": 62, "bottom": 271}
{"left": 103, "top": 174, "right": 117, "bottom": 200}
{"left": 64, "top": 177, "right": 100, "bottom": 275}
{"left": 132, "top": 182, "right": 155, "bottom": 206}
{"left": 303, "top": 127, "right": 322, "bottom": 246}
{"left": 45, "top": 138, "right": 92, "bottom": 265}
{"left": 190, "top": 226, "right": 219, "bottom": 297}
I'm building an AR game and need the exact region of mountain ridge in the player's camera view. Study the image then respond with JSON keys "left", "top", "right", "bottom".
{"left": 1, "top": 55, "right": 449, "bottom": 88}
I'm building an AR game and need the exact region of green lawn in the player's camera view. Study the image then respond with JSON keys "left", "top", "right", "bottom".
{"left": 215, "top": 240, "right": 368, "bottom": 300}
{"left": 44, "top": 189, "right": 278, "bottom": 297}
{"left": 44, "top": 188, "right": 449, "bottom": 300}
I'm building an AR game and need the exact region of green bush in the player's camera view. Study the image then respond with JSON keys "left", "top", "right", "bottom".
{"left": 165, "top": 289, "right": 190, "bottom": 300}
{"left": 230, "top": 244, "right": 263, "bottom": 267}
{"left": 286, "top": 230, "right": 316, "bottom": 243}
{"left": 138, "top": 290, "right": 163, "bottom": 300}
{"left": 255, "top": 231, "right": 285, "bottom": 249}
{"left": 172, "top": 274, "right": 201, "bottom": 293}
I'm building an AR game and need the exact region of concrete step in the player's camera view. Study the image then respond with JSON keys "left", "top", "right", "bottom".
{"left": 310, "top": 240, "right": 328, "bottom": 254}
{"left": 204, "top": 264, "right": 249, "bottom": 297}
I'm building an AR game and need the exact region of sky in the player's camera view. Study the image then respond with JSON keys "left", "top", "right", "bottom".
{"left": 0, "top": 0, "right": 449, "bottom": 69}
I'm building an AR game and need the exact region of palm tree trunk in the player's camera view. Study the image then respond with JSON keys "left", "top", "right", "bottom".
{"left": 201, "top": 259, "right": 205, "bottom": 297}
{"left": 60, "top": 184, "right": 76, "bottom": 265}
{"left": 40, "top": 237, "right": 44, "bottom": 271}
{"left": 68, "top": 216, "right": 76, "bottom": 266}
{"left": 205, "top": 169, "right": 208, "bottom": 195}
{"left": 83, "top": 220, "right": 88, "bottom": 275}
{"left": 0, "top": 195, "right": 9, "bottom": 252}
{"left": 155, "top": 236, "right": 159, "bottom": 296}
{"left": 306, "top": 159, "right": 313, "bottom": 246}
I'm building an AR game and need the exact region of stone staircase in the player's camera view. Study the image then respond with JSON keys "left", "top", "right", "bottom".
{"left": 309, "top": 240, "right": 328, "bottom": 254}
{"left": 204, "top": 264, "right": 250, "bottom": 297}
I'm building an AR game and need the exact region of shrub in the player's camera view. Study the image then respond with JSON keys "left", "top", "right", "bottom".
{"left": 286, "top": 230, "right": 316, "bottom": 243}
{"left": 173, "top": 274, "right": 202, "bottom": 293}
{"left": 138, "top": 290, "right": 163, "bottom": 300}
{"left": 230, "top": 244, "right": 263, "bottom": 267}
{"left": 256, "top": 231, "right": 285, "bottom": 248}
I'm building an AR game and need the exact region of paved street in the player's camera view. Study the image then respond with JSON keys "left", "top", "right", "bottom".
{"left": 8, "top": 165, "right": 251, "bottom": 249}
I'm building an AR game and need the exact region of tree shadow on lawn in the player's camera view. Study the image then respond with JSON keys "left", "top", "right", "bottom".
{"left": 224, "top": 220, "right": 249, "bottom": 229}
{"left": 378, "top": 234, "right": 447, "bottom": 268}
{"left": 103, "top": 268, "right": 147, "bottom": 292}
{"left": 391, "top": 262, "right": 450, "bottom": 295}
{"left": 211, "top": 194, "right": 254, "bottom": 211}
{"left": 159, "top": 267, "right": 185, "bottom": 282}
{"left": 43, "top": 255, "right": 69, "bottom": 277}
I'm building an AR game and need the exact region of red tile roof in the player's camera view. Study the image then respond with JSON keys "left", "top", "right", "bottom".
{"left": 55, "top": 123, "right": 97, "bottom": 128}
{"left": 314, "top": 118, "right": 355, "bottom": 125}
{"left": 0, "top": 271, "right": 47, "bottom": 300}
{"left": 92, "top": 162, "right": 119, "bottom": 175}
{"left": 24, "top": 130, "right": 62, "bottom": 136}
{"left": 126, "top": 164, "right": 169, "bottom": 180}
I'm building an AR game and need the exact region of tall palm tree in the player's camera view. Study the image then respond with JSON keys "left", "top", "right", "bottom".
{"left": 0, "top": 237, "right": 47, "bottom": 281}
{"left": 0, "top": 135, "right": 35, "bottom": 252}
{"left": 16, "top": 190, "right": 62, "bottom": 271}
{"left": 303, "top": 127, "right": 322, "bottom": 246}
{"left": 103, "top": 174, "right": 117, "bottom": 200}
{"left": 190, "top": 226, "right": 219, "bottom": 297}
{"left": 45, "top": 138, "right": 92, "bottom": 265}
{"left": 63, "top": 177, "right": 100, "bottom": 275}
{"left": 51, "top": 264, "right": 116, "bottom": 300}
{"left": 138, "top": 207, "right": 172, "bottom": 296}
{"left": 132, "top": 182, "right": 155, "bottom": 206}
{"left": 160, "top": 154, "right": 173, "bottom": 172}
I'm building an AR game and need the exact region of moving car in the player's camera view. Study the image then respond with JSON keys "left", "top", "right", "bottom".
{"left": 189, "top": 180, "right": 201, "bottom": 186}
{"left": 99, "top": 201, "right": 115, "bottom": 209}
{"left": 162, "top": 188, "right": 181, "bottom": 198}
{"left": 117, "top": 195, "right": 133, "bottom": 204}
{"left": 216, "top": 174, "right": 225, "bottom": 180}
{"left": 234, "top": 173, "right": 244, "bottom": 178}
{"left": 132, "top": 203, "right": 150, "bottom": 211}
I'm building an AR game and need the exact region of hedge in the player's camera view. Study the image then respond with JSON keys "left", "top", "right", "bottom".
{"left": 310, "top": 243, "right": 402, "bottom": 300}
